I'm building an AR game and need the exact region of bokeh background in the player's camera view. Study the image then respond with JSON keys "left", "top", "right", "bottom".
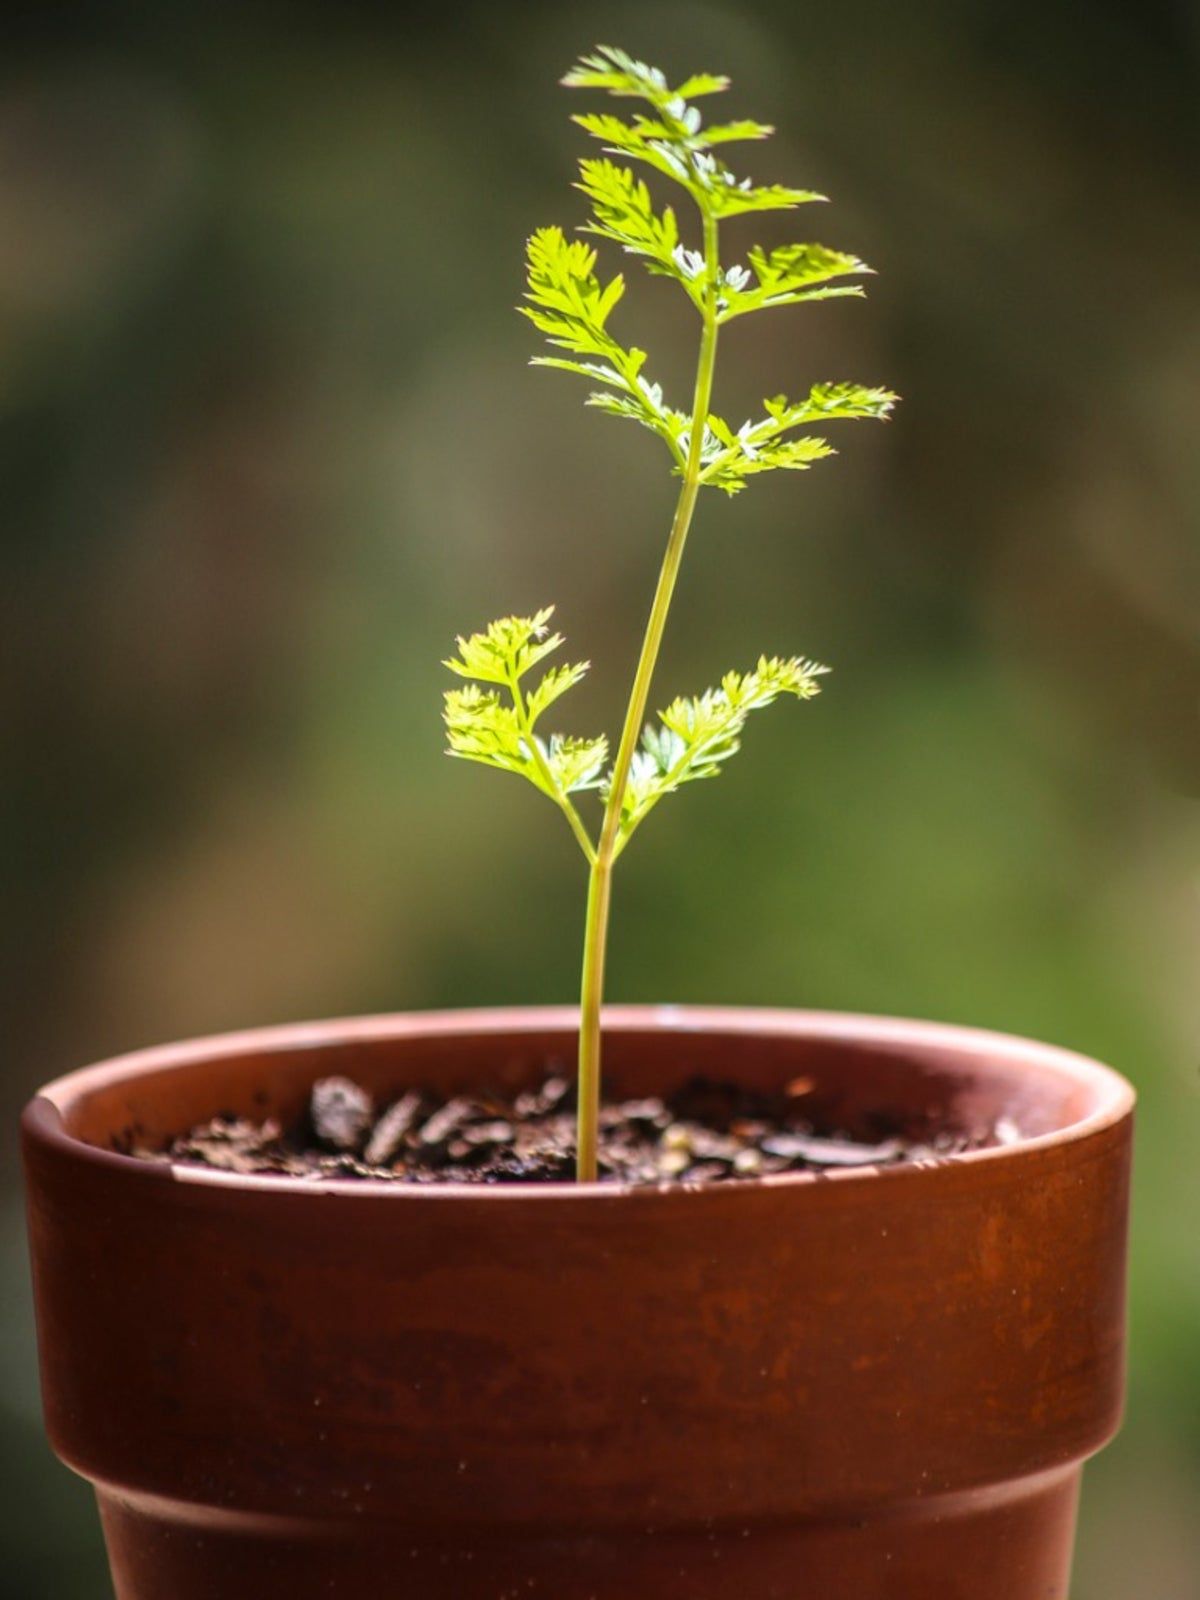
{"left": 2, "top": 1, "right": 1197, "bottom": 1593}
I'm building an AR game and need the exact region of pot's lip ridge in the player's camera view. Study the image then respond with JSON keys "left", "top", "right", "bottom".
{"left": 22, "top": 1006, "right": 1135, "bottom": 1201}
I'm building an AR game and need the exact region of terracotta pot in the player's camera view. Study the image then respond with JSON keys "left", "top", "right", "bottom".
{"left": 23, "top": 1007, "right": 1133, "bottom": 1599}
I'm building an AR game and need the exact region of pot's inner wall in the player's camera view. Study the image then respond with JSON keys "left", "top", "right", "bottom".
{"left": 53, "top": 1020, "right": 1101, "bottom": 1157}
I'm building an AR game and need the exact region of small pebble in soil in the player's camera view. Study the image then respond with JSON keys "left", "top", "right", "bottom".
{"left": 310, "top": 1077, "right": 374, "bottom": 1153}
{"left": 759, "top": 1132, "right": 904, "bottom": 1167}
{"left": 363, "top": 1091, "right": 423, "bottom": 1167}
{"left": 129, "top": 1068, "right": 1008, "bottom": 1188}
{"left": 417, "top": 1099, "right": 472, "bottom": 1151}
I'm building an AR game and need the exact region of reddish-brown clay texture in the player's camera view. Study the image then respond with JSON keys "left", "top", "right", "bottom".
{"left": 22, "top": 1008, "right": 1134, "bottom": 1599}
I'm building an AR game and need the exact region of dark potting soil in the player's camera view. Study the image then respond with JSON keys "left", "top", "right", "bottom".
{"left": 128, "top": 1070, "right": 1015, "bottom": 1186}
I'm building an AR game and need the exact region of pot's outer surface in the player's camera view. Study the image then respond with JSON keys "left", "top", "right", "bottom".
{"left": 23, "top": 1007, "right": 1134, "bottom": 1600}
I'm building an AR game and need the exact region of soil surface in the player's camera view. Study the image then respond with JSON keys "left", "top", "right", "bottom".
{"left": 129, "top": 1070, "right": 1014, "bottom": 1186}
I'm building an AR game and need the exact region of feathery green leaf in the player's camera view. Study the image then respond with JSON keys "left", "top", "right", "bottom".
{"left": 519, "top": 227, "right": 629, "bottom": 362}
{"left": 562, "top": 47, "right": 727, "bottom": 108}
{"left": 701, "top": 170, "right": 827, "bottom": 217}
{"left": 443, "top": 610, "right": 607, "bottom": 818}
{"left": 444, "top": 607, "right": 563, "bottom": 684}
{"left": 522, "top": 226, "right": 687, "bottom": 463}
{"left": 544, "top": 733, "right": 610, "bottom": 793}
{"left": 610, "top": 656, "right": 828, "bottom": 842}
{"left": 575, "top": 158, "right": 696, "bottom": 300}
{"left": 526, "top": 659, "right": 589, "bottom": 722}
{"left": 697, "top": 382, "right": 898, "bottom": 493}
{"left": 693, "top": 118, "right": 774, "bottom": 146}
{"left": 767, "top": 382, "right": 899, "bottom": 424}
{"left": 718, "top": 243, "right": 874, "bottom": 321}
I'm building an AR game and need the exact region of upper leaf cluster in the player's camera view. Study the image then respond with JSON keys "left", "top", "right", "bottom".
{"left": 520, "top": 44, "right": 896, "bottom": 492}
{"left": 562, "top": 46, "right": 820, "bottom": 217}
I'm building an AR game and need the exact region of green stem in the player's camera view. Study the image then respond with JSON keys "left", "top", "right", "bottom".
{"left": 575, "top": 857, "right": 611, "bottom": 1182}
{"left": 574, "top": 208, "right": 721, "bottom": 1181}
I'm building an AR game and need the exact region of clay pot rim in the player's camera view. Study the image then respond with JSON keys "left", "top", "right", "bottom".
{"left": 23, "top": 1005, "right": 1134, "bottom": 1202}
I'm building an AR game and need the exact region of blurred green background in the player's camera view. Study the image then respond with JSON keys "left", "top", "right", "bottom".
{"left": 2, "top": 1, "right": 1197, "bottom": 1593}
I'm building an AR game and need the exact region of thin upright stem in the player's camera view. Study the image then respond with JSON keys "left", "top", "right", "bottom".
{"left": 574, "top": 857, "right": 612, "bottom": 1181}
{"left": 574, "top": 208, "right": 721, "bottom": 1181}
